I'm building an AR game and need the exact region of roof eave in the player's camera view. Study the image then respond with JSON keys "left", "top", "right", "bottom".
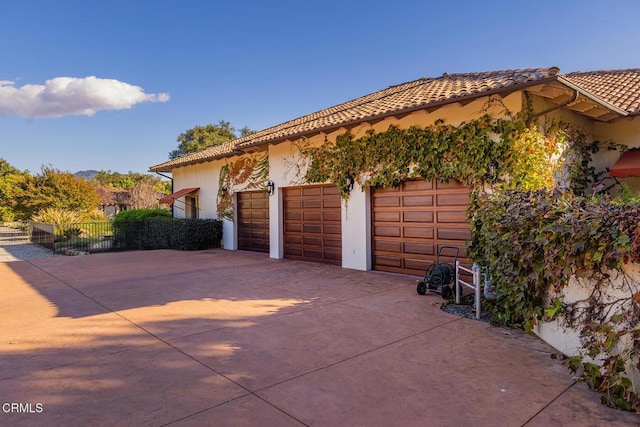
{"left": 556, "top": 75, "right": 629, "bottom": 117}
{"left": 239, "top": 76, "right": 561, "bottom": 151}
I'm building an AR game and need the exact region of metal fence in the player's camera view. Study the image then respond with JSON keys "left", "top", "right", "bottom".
{"left": 29, "top": 222, "right": 55, "bottom": 251}
{"left": 52, "top": 222, "right": 114, "bottom": 253}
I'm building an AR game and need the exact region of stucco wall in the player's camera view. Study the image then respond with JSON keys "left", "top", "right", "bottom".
{"left": 167, "top": 92, "right": 525, "bottom": 269}
{"left": 533, "top": 264, "right": 640, "bottom": 391}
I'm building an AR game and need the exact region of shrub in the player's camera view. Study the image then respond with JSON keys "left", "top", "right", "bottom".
{"left": 81, "top": 209, "right": 108, "bottom": 222}
{"left": 31, "top": 207, "right": 81, "bottom": 226}
{"left": 112, "top": 218, "right": 222, "bottom": 251}
{"left": 113, "top": 208, "right": 171, "bottom": 222}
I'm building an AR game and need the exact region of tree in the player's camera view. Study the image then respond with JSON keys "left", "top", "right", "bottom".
{"left": 129, "top": 181, "right": 161, "bottom": 209}
{"left": 14, "top": 167, "right": 100, "bottom": 220}
{"left": 169, "top": 120, "right": 255, "bottom": 159}
{"left": 0, "top": 159, "right": 30, "bottom": 221}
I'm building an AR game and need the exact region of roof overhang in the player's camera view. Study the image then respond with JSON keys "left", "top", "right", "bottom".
{"left": 526, "top": 79, "right": 628, "bottom": 122}
{"left": 609, "top": 151, "right": 640, "bottom": 178}
{"left": 159, "top": 187, "right": 199, "bottom": 205}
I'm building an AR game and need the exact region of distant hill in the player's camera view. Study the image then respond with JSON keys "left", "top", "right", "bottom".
{"left": 74, "top": 170, "right": 99, "bottom": 180}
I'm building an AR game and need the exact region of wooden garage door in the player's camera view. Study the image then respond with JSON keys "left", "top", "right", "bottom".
{"left": 237, "top": 190, "right": 269, "bottom": 253}
{"left": 372, "top": 179, "right": 471, "bottom": 276}
{"left": 283, "top": 185, "right": 342, "bottom": 265}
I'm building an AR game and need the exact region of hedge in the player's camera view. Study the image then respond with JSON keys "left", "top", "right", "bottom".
{"left": 112, "top": 218, "right": 223, "bottom": 251}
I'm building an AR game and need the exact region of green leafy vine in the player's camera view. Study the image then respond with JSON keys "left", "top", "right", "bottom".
{"left": 217, "top": 151, "right": 269, "bottom": 221}
{"left": 468, "top": 190, "right": 640, "bottom": 412}
{"left": 303, "top": 109, "right": 571, "bottom": 198}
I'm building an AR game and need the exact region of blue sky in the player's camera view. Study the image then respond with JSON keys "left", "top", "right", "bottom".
{"left": 1, "top": 0, "right": 639, "bottom": 175}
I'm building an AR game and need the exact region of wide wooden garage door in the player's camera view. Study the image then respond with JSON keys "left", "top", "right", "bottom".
{"left": 372, "top": 179, "right": 471, "bottom": 276}
{"left": 237, "top": 190, "right": 269, "bottom": 253}
{"left": 283, "top": 185, "right": 342, "bottom": 265}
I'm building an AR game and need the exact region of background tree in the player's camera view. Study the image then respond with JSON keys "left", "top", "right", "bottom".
{"left": 169, "top": 120, "right": 255, "bottom": 159}
{"left": 0, "top": 159, "right": 30, "bottom": 221}
{"left": 129, "top": 181, "right": 161, "bottom": 209}
{"left": 92, "top": 170, "right": 168, "bottom": 191}
{"left": 14, "top": 167, "right": 100, "bottom": 219}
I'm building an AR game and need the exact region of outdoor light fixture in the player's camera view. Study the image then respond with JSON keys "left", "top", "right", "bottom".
{"left": 346, "top": 173, "right": 355, "bottom": 192}
{"left": 488, "top": 160, "right": 499, "bottom": 181}
{"left": 266, "top": 180, "right": 275, "bottom": 196}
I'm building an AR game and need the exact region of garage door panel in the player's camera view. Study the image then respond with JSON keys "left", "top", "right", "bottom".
{"left": 323, "top": 224, "right": 341, "bottom": 235}
{"left": 403, "top": 195, "right": 433, "bottom": 206}
{"left": 374, "top": 211, "right": 400, "bottom": 222}
{"left": 372, "top": 179, "right": 470, "bottom": 276}
{"left": 303, "top": 211, "right": 322, "bottom": 221}
{"left": 404, "top": 258, "right": 430, "bottom": 273}
{"left": 285, "top": 211, "right": 302, "bottom": 221}
{"left": 237, "top": 191, "right": 270, "bottom": 253}
{"left": 323, "top": 197, "right": 341, "bottom": 208}
{"left": 285, "top": 223, "right": 302, "bottom": 232}
{"left": 436, "top": 193, "right": 469, "bottom": 206}
{"left": 285, "top": 235, "right": 303, "bottom": 244}
{"left": 374, "top": 239, "right": 401, "bottom": 253}
{"left": 303, "top": 236, "right": 322, "bottom": 246}
{"left": 437, "top": 228, "right": 471, "bottom": 241}
{"left": 374, "top": 255, "right": 402, "bottom": 268}
{"left": 404, "top": 180, "right": 433, "bottom": 191}
{"left": 284, "top": 199, "right": 301, "bottom": 209}
{"left": 303, "top": 224, "right": 322, "bottom": 234}
{"left": 404, "top": 226, "right": 433, "bottom": 239}
{"left": 284, "top": 187, "right": 301, "bottom": 197}
{"left": 373, "top": 196, "right": 400, "bottom": 207}
{"left": 324, "top": 250, "right": 342, "bottom": 261}
{"left": 403, "top": 242, "right": 434, "bottom": 256}
{"left": 374, "top": 226, "right": 400, "bottom": 237}
{"left": 437, "top": 211, "right": 467, "bottom": 223}
{"left": 283, "top": 184, "right": 342, "bottom": 265}
{"left": 303, "top": 249, "right": 323, "bottom": 260}
{"left": 323, "top": 211, "right": 341, "bottom": 222}
{"left": 302, "top": 186, "right": 322, "bottom": 196}
{"left": 403, "top": 211, "right": 434, "bottom": 223}
{"left": 323, "top": 237, "right": 341, "bottom": 248}
{"left": 303, "top": 199, "right": 322, "bottom": 208}
{"left": 285, "top": 246, "right": 303, "bottom": 257}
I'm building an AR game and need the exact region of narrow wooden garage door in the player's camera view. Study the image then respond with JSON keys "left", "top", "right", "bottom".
{"left": 372, "top": 179, "right": 471, "bottom": 276}
{"left": 237, "top": 190, "right": 270, "bottom": 253}
{"left": 283, "top": 185, "right": 342, "bottom": 265}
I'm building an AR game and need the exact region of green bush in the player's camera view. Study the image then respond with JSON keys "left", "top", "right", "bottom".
{"left": 113, "top": 208, "right": 171, "bottom": 222}
{"left": 112, "top": 218, "right": 222, "bottom": 251}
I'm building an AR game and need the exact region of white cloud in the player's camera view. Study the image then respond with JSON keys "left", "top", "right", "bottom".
{"left": 0, "top": 76, "right": 170, "bottom": 118}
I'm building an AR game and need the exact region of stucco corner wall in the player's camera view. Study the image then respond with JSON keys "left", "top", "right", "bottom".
{"left": 533, "top": 264, "right": 640, "bottom": 358}
{"left": 341, "top": 183, "right": 371, "bottom": 271}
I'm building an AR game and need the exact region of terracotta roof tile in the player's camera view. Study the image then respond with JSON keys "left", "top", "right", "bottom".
{"left": 564, "top": 69, "right": 640, "bottom": 115}
{"left": 151, "top": 66, "right": 607, "bottom": 172}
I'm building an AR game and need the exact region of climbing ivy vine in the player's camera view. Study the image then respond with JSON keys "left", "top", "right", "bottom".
{"left": 217, "top": 151, "right": 269, "bottom": 221}
{"left": 303, "top": 107, "right": 572, "bottom": 197}
{"left": 469, "top": 190, "right": 640, "bottom": 412}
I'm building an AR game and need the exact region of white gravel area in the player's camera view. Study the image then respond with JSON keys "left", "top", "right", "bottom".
{"left": 0, "top": 226, "right": 61, "bottom": 262}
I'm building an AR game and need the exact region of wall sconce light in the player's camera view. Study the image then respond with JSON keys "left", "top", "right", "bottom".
{"left": 346, "top": 173, "right": 355, "bottom": 192}
{"left": 266, "top": 180, "right": 275, "bottom": 196}
{"left": 488, "top": 160, "right": 499, "bottom": 182}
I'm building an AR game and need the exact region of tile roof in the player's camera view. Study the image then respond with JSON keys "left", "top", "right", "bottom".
{"left": 563, "top": 69, "right": 640, "bottom": 115}
{"left": 149, "top": 66, "right": 639, "bottom": 172}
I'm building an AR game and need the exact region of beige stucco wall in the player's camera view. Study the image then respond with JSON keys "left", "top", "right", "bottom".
{"left": 534, "top": 264, "right": 640, "bottom": 392}
{"left": 169, "top": 92, "right": 525, "bottom": 267}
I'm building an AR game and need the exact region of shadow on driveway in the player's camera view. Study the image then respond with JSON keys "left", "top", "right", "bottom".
{"left": 1, "top": 249, "right": 637, "bottom": 426}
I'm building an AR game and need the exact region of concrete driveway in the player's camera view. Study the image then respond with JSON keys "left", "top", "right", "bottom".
{"left": 1, "top": 250, "right": 637, "bottom": 426}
